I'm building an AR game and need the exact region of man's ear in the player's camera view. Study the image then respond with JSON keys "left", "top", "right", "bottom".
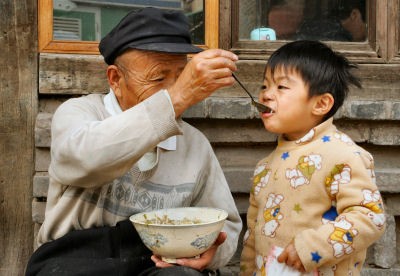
{"left": 106, "top": 65, "right": 122, "bottom": 97}
{"left": 312, "top": 93, "right": 334, "bottom": 116}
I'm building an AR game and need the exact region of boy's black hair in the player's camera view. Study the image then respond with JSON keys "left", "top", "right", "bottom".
{"left": 265, "top": 40, "right": 361, "bottom": 119}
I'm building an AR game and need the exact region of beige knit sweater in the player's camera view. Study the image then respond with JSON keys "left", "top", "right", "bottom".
{"left": 37, "top": 91, "right": 242, "bottom": 270}
{"left": 240, "top": 118, "right": 386, "bottom": 276}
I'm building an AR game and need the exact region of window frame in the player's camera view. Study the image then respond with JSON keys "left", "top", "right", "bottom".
{"left": 387, "top": 0, "right": 400, "bottom": 62}
{"left": 219, "top": 0, "right": 393, "bottom": 63}
{"left": 38, "top": 0, "right": 219, "bottom": 54}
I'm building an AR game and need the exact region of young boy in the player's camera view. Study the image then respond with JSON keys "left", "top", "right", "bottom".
{"left": 240, "top": 40, "right": 386, "bottom": 276}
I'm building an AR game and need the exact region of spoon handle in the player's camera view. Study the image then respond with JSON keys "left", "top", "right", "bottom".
{"left": 232, "top": 73, "right": 256, "bottom": 101}
{"left": 232, "top": 73, "right": 272, "bottom": 113}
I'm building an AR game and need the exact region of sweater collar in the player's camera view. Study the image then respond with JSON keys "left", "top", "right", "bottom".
{"left": 277, "top": 117, "right": 336, "bottom": 149}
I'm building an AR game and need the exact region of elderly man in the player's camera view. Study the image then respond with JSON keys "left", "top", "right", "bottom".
{"left": 26, "top": 7, "right": 241, "bottom": 276}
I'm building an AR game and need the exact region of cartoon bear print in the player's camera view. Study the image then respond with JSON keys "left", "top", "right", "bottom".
{"left": 252, "top": 163, "right": 271, "bottom": 196}
{"left": 361, "top": 189, "right": 386, "bottom": 229}
{"left": 334, "top": 131, "right": 354, "bottom": 145}
{"left": 296, "top": 128, "right": 315, "bottom": 144}
{"left": 286, "top": 154, "right": 322, "bottom": 189}
{"left": 262, "top": 193, "right": 284, "bottom": 237}
{"left": 365, "top": 154, "right": 376, "bottom": 185}
{"left": 318, "top": 265, "right": 337, "bottom": 276}
{"left": 255, "top": 254, "right": 267, "bottom": 276}
{"left": 328, "top": 215, "right": 358, "bottom": 258}
{"left": 325, "top": 164, "right": 352, "bottom": 199}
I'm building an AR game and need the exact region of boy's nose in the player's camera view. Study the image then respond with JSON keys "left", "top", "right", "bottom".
{"left": 260, "top": 88, "right": 274, "bottom": 101}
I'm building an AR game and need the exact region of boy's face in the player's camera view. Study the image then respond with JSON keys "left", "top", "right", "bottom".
{"left": 259, "top": 67, "right": 323, "bottom": 141}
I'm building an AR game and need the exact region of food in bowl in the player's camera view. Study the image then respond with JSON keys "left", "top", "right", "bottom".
{"left": 142, "top": 214, "right": 203, "bottom": 225}
{"left": 129, "top": 207, "right": 228, "bottom": 262}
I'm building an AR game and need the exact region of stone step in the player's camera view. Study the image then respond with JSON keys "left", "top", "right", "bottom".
{"left": 218, "top": 266, "right": 400, "bottom": 276}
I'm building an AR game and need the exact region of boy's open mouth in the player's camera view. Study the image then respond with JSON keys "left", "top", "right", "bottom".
{"left": 262, "top": 107, "right": 275, "bottom": 114}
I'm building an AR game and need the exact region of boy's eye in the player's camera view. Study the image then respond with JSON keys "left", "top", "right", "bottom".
{"left": 260, "top": 85, "right": 267, "bottom": 91}
{"left": 278, "top": 85, "right": 288, "bottom": 89}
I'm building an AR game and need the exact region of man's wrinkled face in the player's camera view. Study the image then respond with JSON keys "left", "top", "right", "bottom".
{"left": 111, "top": 49, "right": 188, "bottom": 110}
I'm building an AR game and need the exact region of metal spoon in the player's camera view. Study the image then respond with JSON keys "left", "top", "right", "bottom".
{"left": 232, "top": 73, "right": 272, "bottom": 113}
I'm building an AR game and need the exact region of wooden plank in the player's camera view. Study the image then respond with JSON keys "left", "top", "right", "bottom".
{"left": 39, "top": 53, "right": 108, "bottom": 94}
{"left": 218, "top": 0, "right": 231, "bottom": 50}
{"left": 39, "top": 54, "right": 400, "bottom": 97}
{"left": 387, "top": 0, "right": 400, "bottom": 61}
{"left": 376, "top": 0, "right": 389, "bottom": 60}
{"left": 34, "top": 113, "right": 400, "bottom": 148}
{"left": 0, "top": 0, "right": 37, "bottom": 274}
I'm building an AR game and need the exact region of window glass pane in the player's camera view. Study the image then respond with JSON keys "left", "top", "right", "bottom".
{"left": 53, "top": 0, "right": 205, "bottom": 44}
{"left": 239, "top": 0, "right": 367, "bottom": 42}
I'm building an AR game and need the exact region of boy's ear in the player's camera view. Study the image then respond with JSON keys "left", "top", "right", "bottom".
{"left": 312, "top": 93, "right": 334, "bottom": 116}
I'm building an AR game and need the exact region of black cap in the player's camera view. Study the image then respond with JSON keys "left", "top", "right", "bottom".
{"left": 99, "top": 7, "right": 203, "bottom": 65}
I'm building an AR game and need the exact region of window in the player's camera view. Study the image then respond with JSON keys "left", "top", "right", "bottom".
{"left": 53, "top": 17, "right": 82, "bottom": 40}
{"left": 39, "top": 0, "right": 219, "bottom": 54}
{"left": 388, "top": 0, "right": 400, "bottom": 62}
{"left": 239, "top": 0, "right": 367, "bottom": 42}
{"left": 220, "top": 0, "right": 391, "bottom": 63}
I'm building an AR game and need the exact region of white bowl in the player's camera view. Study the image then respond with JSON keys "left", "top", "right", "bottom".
{"left": 130, "top": 207, "right": 228, "bottom": 261}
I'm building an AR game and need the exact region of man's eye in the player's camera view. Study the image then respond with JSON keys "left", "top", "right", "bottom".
{"left": 151, "top": 77, "right": 164, "bottom": 82}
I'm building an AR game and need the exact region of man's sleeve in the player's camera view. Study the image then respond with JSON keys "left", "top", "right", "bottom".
{"left": 49, "top": 91, "right": 182, "bottom": 188}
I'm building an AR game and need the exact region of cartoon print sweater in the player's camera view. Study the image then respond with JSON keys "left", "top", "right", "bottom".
{"left": 240, "top": 118, "right": 386, "bottom": 276}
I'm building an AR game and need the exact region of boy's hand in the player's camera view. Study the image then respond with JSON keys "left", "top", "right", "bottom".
{"left": 277, "top": 241, "right": 306, "bottom": 273}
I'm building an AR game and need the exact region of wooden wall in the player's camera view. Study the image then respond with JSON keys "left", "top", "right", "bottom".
{"left": 33, "top": 53, "right": 400, "bottom": 274}
{"left": 0, "top": 0, "right": 37, "bottom": 275}
{"left": 0, "top": 0, "right": 398, "bottom": 275}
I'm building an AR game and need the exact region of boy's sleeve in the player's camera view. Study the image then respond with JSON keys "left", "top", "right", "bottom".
{"left": 294, "top": 150, "right": 386, "bottom": 272}
{"left": 240, "top": 187, "right": 258, "bottom": 275}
